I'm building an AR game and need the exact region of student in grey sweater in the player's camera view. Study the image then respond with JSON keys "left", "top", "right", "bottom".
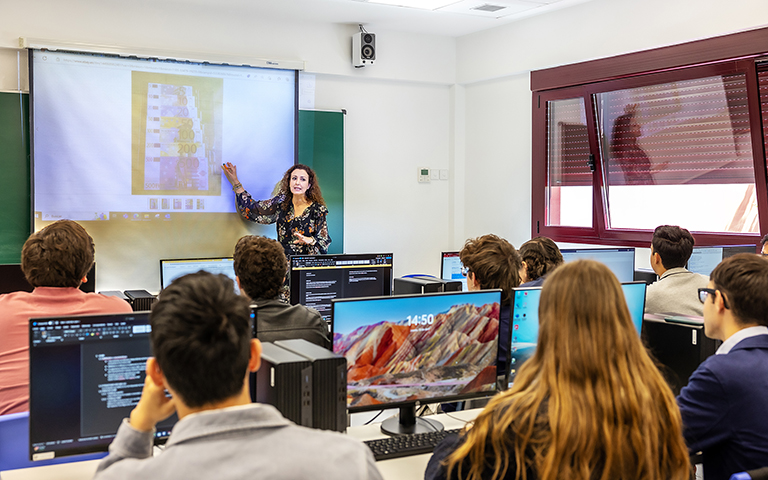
{"left": 645, "top": 225, "right": 709, "bottom": 317}
{"left": 93, "top": 272, "right": 381, "bottom": 480}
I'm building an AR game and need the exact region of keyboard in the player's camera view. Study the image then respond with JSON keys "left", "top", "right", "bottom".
{"left": 364, "top": 428, "right": 461, "bottom": 461}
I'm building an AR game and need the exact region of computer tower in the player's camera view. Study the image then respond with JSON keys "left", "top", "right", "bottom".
{"left": 642, "top": 317, "right": 720, "bottom": 395}
{"left": 275, "top": 339, "right": 347, "bottom": 432}
{"left": 252, "top": 342, "right": 313, "bottom": 427}
{"left": 124, "top": 290, "right": 157, "bottom": 311}
{"left": 394, "top": 276, "right": 462, "bottom": 295}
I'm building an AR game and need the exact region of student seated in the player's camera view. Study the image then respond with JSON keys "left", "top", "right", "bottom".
{"left": 460, "top": 234, "right": 521, "bottom": 366}
{"left": 760, "top": 234, "right": 768, "bottom": 255}
{"left": 233, "top": 235, "right": 330, "bottom": 349}
{"left": 93, "top": 272, "right": 381, "bottom": 480}
{"left": 518, "top": 236, "right": 563, "bottom": 287}
{"left": 645, "top": 225, "right": 709, "bottom": 316}
{"left": 0, "top": 220, "right": 132, "bottom": 416}
{"left": 426, "top": 260, "right": 691, "bottom": 480}
{"left": 677, "top": 253, "right": 768, "bottom": 480}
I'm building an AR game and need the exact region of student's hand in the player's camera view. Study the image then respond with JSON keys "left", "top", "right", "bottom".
{"left": 221, "top": 162, "right": 240, "bottom": 186}
{"left": 129, "top": 373, "right": 176, "bottom": 432}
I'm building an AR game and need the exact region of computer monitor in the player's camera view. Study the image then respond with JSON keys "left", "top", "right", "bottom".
{"left": 508, "top": 282, "right": 645, "bottom": 384}
{"left": 160, "top": 257, "right": 238, "bottom": 293}
{"left": 290, "top": 253, "right": 393, "bottom": 323}
{"left": 440, "top": 251, "right": 466, "bottom": 291}
{"left": 560, "top": 247, "right": 636, "bottom": 282}
{"left": 28, "top": 312, "right": 176, "bottom": 460}
{"left": 332, "top": 289, "right": 501, "bottom": 435}
{"left": 686, "top": 245, "right": 756, "bottom": 276}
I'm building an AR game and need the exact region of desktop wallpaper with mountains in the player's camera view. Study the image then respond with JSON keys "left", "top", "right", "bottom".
{"left": 333, "top": 302, "right": 499, "bottom": 408}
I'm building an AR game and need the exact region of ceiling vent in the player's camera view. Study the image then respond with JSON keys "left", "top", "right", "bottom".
{"left": 471, "top": 3, "right": 506, "bottom": 12}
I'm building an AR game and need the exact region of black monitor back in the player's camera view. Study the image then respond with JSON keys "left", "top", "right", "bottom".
{"left": 0, "top": 264, "right": 95, "bottom": 295}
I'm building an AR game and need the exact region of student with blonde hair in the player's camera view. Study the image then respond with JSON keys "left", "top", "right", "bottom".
{"left": 426, "top": 260, "right": 691, "bottom": 480}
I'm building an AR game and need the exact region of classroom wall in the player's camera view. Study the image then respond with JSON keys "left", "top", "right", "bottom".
{"left": 0, "top": 0, "right": 457, "bottom": 287}
{"left": 456, "top": 0, "right": 768, "bottom": 259}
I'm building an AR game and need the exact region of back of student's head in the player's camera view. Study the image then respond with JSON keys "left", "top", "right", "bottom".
{"left": 233, "top": 235, "right": 287, "bottom": 300}
{"left": 711, "top": 253, "right": 768, "bottom": 327}
{"left": 150, "top": 272, "right": 252, "bottom": 408}
{"left": 21, "top": 219, "right": 94, "bottom": 288}
{"left": 652, "top": 225, "right": 695, "bottom": 269}
{"left": 459, "top": 234, "right": 521, "bottom": 304}
{"left": 444, "top": 260, "right": 690, "bottom": 480}
{"left": 519, "top": 236, "right": 563, "bottom": 282}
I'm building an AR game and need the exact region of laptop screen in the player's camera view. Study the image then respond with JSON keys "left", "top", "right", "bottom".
{"left": 160, "top": 257, "right": 238, "bottom": 293}
{"left": 29, "top": 312, "right": 176, "bottom": 460}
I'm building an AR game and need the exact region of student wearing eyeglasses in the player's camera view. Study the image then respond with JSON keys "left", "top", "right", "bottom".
{"left": 677, "top": 253, "right": 768, "bottom": 480}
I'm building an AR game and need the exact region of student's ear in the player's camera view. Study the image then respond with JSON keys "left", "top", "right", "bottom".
{"left": 81, "top": 276, "right": 88, "bottom": 284}
{"left": 235, "top": 276, "right": 242, "bottom": 293}
{"left": 248, "top": 339, "right": 262, "bottom": 373}
{"left": 146, "top": 358, "right": 165, "bottom": 388}
{"left": 715, "top": 290, "right": 728, "bottom": 313}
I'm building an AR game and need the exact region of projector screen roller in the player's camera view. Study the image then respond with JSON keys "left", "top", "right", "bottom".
{"left": 31, "top": 49, "right": 296, "bottom": 222}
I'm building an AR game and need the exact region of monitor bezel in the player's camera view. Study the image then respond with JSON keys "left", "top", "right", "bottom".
{"left": 331, "top": 288, "right": 503, "bottom": 414}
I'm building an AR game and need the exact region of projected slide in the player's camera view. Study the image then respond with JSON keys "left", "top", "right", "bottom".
{"left": 32, "top": 50, "right": 295, "bottom": 222}
{"left": 134, "top": 74, "right": 222, "bottom": 195}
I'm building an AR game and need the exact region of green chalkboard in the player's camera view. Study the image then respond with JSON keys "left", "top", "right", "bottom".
{"left": 298, "top": 109, "right": 344, "bottom": 254}
{"left": 0, "top": 92, "right": 30, "bottom": 263}
{"left": 0, "top": 98, "right": 344, "bottom": 263}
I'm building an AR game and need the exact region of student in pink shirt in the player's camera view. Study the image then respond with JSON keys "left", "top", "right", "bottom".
{"left": 0, "top": 220, "right": 132, "bottom": 415}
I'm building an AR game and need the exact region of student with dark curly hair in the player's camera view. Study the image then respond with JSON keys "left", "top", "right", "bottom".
{"left": 518, "top": 236, "right": 563, "bottom": 287}
{"left": 0, "top": 220, "right": 132, "bottom": 415}
{"left": 233, "top": 235, "right": 330, "bottom": 349}
{"left": 222, "top": 163, "right": 331, "bottom": 256}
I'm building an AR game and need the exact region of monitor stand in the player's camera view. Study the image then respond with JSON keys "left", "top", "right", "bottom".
{"left": 380, "top": 405, "right": 444, "bottom": 436}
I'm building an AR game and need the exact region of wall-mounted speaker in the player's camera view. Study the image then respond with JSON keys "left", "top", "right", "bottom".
{"left": 352, "top": 32, "right": 375, "bottom": 68}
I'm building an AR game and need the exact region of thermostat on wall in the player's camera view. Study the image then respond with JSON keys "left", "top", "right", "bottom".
{"left": 418, "top": 167, "right": 430, "bottom": 183}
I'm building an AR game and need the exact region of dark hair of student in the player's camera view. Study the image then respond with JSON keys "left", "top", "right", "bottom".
{"left": 233, "top": 235, "right": 287, "bottom": 300}
{"left": 278, "top": 164, "right": 326, "bottom": 211}
{"left": 459, "top": 234, "right": 521, "bottom": 304}
{"left": 519, "top": 236, "right": 563, "bottom": 282}
{"left": 150, "top": 272, "right": 252, "bottom": 408}
{"left": 21, "top": 219, "right": 95, "bottom": 288}
{"left": 442, "top": 260, "right": 691, "bottom": 480}
{"left": 651, "top": 225, "right": 695, "bottom": 269}
{"left": 760, "top": 234, "right": 768, "bottom": 248}
{"left": 710, "top": 253, "right": 768, "bottom": 327}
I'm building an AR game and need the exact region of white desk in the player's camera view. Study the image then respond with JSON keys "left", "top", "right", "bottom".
{"left": 1, "top": 409, "right": 480, "bottom": 480}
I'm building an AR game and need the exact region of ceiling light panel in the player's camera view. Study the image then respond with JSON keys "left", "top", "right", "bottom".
{"left": 364, "top": 0, "right": 460, "bottom": 10}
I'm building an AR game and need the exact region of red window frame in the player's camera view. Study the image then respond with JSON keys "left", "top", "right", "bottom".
{"left": 531, "top": 27, "right": 768, "bottom": 248}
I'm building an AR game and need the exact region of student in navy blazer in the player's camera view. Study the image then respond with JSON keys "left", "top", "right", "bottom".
{"left": 677, "top": 253, "right": 768, "bottom": 480}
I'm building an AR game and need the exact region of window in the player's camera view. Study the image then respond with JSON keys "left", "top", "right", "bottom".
{"left": 531, "top": 27, "right": 768, "bottom": 247}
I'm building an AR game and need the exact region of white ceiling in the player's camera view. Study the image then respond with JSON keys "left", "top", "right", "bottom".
{"left": 169, "top": 0, "right": 595, "bottom": 37}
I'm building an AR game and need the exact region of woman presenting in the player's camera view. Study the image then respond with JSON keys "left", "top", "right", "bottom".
{"left": 222, "top": 162, "right": 331, "bottom": 256}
